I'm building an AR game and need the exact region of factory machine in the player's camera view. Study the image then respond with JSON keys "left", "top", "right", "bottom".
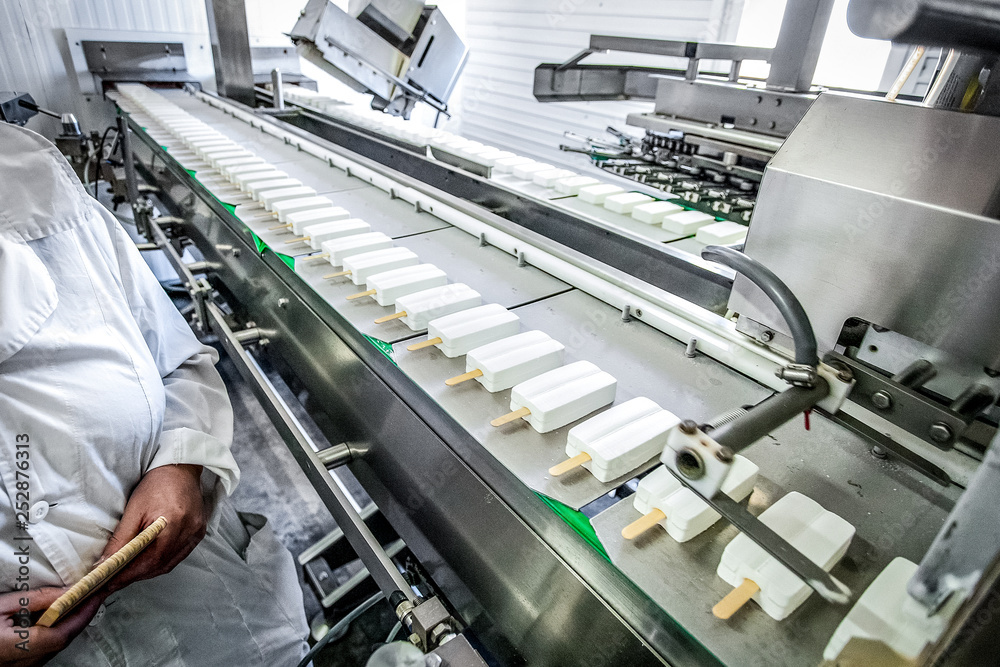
{"left": 39, "top": 0, "right": 1000, "bottom": 663}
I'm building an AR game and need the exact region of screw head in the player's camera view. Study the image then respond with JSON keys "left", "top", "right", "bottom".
{"left": 278, "top": 297, "right": 289, "bottom": 309}
{"left": 716, "top": 446, "right": 735, "bottom": 463}
{"left": 679, "top": 419, "right": 699, "bottom": 435}
{"left": 760, "top": 330, "right": 774, "bottom": 342}
{"left": 929, "top": 422, "right": 953, "bottom": 444}
{"left": 870, "top": 445, "right": 888, "bottom": 459}
{"left": 871, "top": 390, "right": 893, "bottom": 410}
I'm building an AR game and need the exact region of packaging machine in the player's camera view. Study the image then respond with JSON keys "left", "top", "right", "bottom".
{"left": 70, "top": 0, "right": 1000, "bottom": 664}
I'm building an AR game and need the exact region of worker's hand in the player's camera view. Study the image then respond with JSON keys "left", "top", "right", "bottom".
{"left": 99, "top": 464, "right": 207, "bottom": 593}
{"left": 0, "top": 586, "right": 105, "bottom": 666}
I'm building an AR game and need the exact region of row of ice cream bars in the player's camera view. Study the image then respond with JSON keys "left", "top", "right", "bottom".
{"left": 118, "top": 86, "right": 952, "bottom": 657}
{"left": 279, "top": 86, "right": 748, "bottom": 245}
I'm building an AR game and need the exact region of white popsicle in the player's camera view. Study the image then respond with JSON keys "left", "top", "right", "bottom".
{"left": 533, "top": 168, "right": 575, "bottom": 188}
{"left": 362, "top": 264, "right": 447, "bottom": 306}
{"left": 294, "top": 219, "right": 371, "bottom": 250}
{"left": 233, "top": 170, "right": 288, "bottom": 191}
{"left": 579, "top": 184, "right": 625, "bottom": 204}
{"left": 209, "top": 150, "right": 255, "bottom": 167}
{"left": 496, "top": 361, "right": 617, "bottom": 433}
{"left": 321, "top": 232, "right": 394, "bottom": 267}
{"left": 195, "top": 142, "right": 241, "bottom": 159}
{"left": 493, "top": 156, "right": 534, "bottom": 174}
{"left": 382, "top": 284, "right": 482, "bottom": 330}
{"left": 412, "top": 303, "right": 520, "bottom": 357}
{"left": 715, "top": 491, "right": 855, "bottom": 621}
{"left": 823, "top": 557, "right": 951, "bottom": 662}
{"left": 288, "top": 207, "right": 352, "bottom": 235}
{"left": 604, "top": 192, "right": 655, "bottom": 214}
{"left": 217, "top": 157, "right": 267, "bottom": 174}
{"left": 696, "top": 221, "right": 748, "bottom": 245}
{"left": 511, "top": 162, "right": 554, "bottom": 180}
{"left": 632, "top": 200, "right": 685, "bottom": 224}
{"left": 627, "top": 457, "right": 758, "bottom": 542}
{"left": 272, "top": 197, "right": 336, "bottom": 223}
{"left": 247, "top": 178, "right": 302, "bottom": 201}
{"left": 664, "top": 210, "right": 716, "bottom": 235}
{"left": 554, "top": 175, "right": 599, "bottom": 195}
{"left": 224, "top": 162, "right": 274, "bottom": 181}
{"left": 341, "top": 247, "right": 420, "bottom": 285}
{"left": 557, "top": 397, "right": 680, "bottom": 483}
{"left": 454, "top": 330, "right": 564, "bottom": 392}
{"left": 260, "top": 186, "right": 317, "bottom": 211}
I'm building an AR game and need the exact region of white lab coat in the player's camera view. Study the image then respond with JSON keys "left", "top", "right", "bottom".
{"left": 0, "top": 123, "right": 308, "bottom": 664}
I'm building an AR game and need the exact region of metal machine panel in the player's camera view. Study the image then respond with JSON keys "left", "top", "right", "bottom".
{"left": 729, "top": 93, "right": 1000, "bottom": 369}
{"left": 405, "top": 8, "right": 468, "bottom": 105}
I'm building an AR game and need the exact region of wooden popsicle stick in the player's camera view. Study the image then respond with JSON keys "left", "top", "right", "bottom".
{"left": 302, "top": 253, "right": 331, "bottom": 264}
{"left": 491, "top": 406, "right": 531, "bottom": 427}
{"left": 284, "top": 236, "right": 309, "bottom": 244}
{"left": 374, "top": 311, "right": 407, "bottom": 324}
{"left": 548, "top": 451, "right": 592, "bottom": 476}
{"left": 445, "top": 368, "right": 483, "bottom": 386}
{"left": 37, "top": 516, "right": 168, "bottom": 627}
{"left": 712, "top": 578, "right": 760, "bottom": 620}
{"left": 323, "top": 269, "right": 352, "bottom": 279}
{"left": 268, "top": 222, "right": 292, "bottom": 230}
{"left": 346, "top": 289, "right": 377, "bottom": 301}
{"left": 407, "top": 337, "right": 443, "bottom": 351}
{"left": 621, "top": 508, "right": 667, "bottom": 540}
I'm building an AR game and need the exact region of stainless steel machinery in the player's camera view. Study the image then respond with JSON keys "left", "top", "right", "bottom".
{"left": 96, "top": 0, "right": 1000, "bottom": 664}
{"left": 289, "top": 0, "right": 467, "bottom": 119}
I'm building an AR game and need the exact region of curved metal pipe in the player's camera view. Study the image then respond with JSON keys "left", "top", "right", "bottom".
{"left": 702, "top": 245, "right": 819, "bottom": 367}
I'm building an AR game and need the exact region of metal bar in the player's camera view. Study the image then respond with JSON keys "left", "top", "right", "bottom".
{"left": 766, "top": 0, "right": 836, "bottom": 91}
{"left": 205, "top": 301, "right": 418, "bottom": 603}
{"left": 626, "top": 111, "right": 787, "bottom": 152}
{"left": 116, "top": 114, "right": 141, "bottom": 215}
{"left": 204, "top": 0, "right": 256, "bottom": 106}
{"left": 270, "top": 68, "right": 285, "bottom": 110}
{"left": 709, "top": 379, "right": 829, "bottom": 453}
{"left": 662, "top": 465, "right": 852, "bottom": 604}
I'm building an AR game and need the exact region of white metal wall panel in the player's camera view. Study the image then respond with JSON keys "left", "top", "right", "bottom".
{"left": 455, "top": 0, "right": 739, "bottom": 170}
{"left": 0, "top": 0, "right": 209, "bottom": 137}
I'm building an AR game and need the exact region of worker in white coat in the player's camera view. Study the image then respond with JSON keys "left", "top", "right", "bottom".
{"left": 0, "top": 122, "right": 309, "bottom": 665}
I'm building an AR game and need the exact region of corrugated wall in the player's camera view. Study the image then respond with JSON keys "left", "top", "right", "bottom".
{"left": 0, "top": 0, "right": 209, "bottom": 137}
{"left": 454, "top": 0, "right": 740, "bottom": 170}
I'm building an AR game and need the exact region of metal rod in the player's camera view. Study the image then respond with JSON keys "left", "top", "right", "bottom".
{"left": 206, "top": 302, "right": 417, "bottom": 603}
{"left": 271, "top": 68, "right": 285, "bottom": 110}
{"left": 892, "top": 359, "right": 937, "bottom": 388}
{"left": 116, "top": 114, "right": 141, "bottom": 212}
{"left": 709, "top": 377, "right": 829, "bottom": 453}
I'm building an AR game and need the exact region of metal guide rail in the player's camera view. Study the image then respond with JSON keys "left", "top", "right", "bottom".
{"left": 116, "top": 87, "right": 960, "bottom": 666}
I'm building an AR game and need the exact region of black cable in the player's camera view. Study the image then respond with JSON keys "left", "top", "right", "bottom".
{"left": 93, "top": 126, "right": 117, "bottom": 199}
{"left": 295, "top": 592, "right": 385, "bottom": 667}
{"left": 701, "top": 245, "right": 819, "bottom": 367}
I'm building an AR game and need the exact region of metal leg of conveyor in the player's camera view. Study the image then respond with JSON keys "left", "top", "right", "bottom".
{"left": 204, "top": 300, "right": 419, "bottom": 604}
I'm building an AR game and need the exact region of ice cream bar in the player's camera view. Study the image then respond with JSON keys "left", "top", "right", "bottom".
{"left": 418, "top": 304, "right": 520, "bottom": 358}
{"left": 272, "top": 197, "right": 336, "bottom": 223}
{"left": 361, "top": 264, "right": 448, "bottom": 306}
{"left": 321, "top": 232, "right": 394, "bottom": 267}
{"left": 301, "top": 219, "right": 371, "bottom": 249}
{"left": 459, "top": 330, "right": 564, "bottom": 392}
{"left": 260, "top": 186, "right": 317, "bottom": 211}
{"left": 209, "top": 150, "right": 256, "bottom": 168}
{"left": 247, "top": 178, "right": 302, "bottom": 201}
{"left": 194, "top": 142, "right": 241, "bottom": 159}
{"left": 554, "top": 175, "right": 600, "bottom": 195}
{"left": 494, "top": 156, "right": 534, "bottom": 174}
{"left": 511, "top": 162, "right": 554, "bottom": 180}
{"left": 233, "top": 170, "right": 287, "bottom": 191}
{"left": 664, "top": 210, "right": 716, "bottom": 235}
{"left": 533, "top": 169, "right": 576, "bottom": 188}
{"left": 604, "top": 192, "right": 655, "bottom": 214}
{"left": 498, "top": 361, "right": 617, "bottom": 433}
{"left": 579, "top": 183, "right": 625, "bottom": 204}
{"left": 287, "top": 207, "right": 352, "bottom": 235}
{"left": 342, "top": 247, "right": 420, "bottom": 285}
{"left": 387, "top": 284, "right": 482, "bottom": 331}
{"left": 696, "top": 221, "right": 748, "bottom": 245}
{"left": 217, "top": 157, "right": 267, "bottom": 174}
{"left": 823, "top": 558, "right": 950, "bottom": 662}
{"left": 629, "top": 457, "right": 758, "bottom": 542}
{"left": 715, "top": 491, "right": 855, "bottom": 620}
{"left": 561, "top": 397, "right": 679, "bottom": 483}
{"left": 224, "top": 162, "right": 274, "bottom": 181}
{"left": 632, "top": 200, "right": 685, "bottom": 224}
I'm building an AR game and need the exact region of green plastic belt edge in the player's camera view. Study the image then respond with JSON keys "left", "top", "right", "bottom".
{"left": 536, "top": 492, "right": 609, "bottom": 561}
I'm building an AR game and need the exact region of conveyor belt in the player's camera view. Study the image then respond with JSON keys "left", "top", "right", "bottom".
{"left": 118, "top": 87, "right": 960, "bottom": 666}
